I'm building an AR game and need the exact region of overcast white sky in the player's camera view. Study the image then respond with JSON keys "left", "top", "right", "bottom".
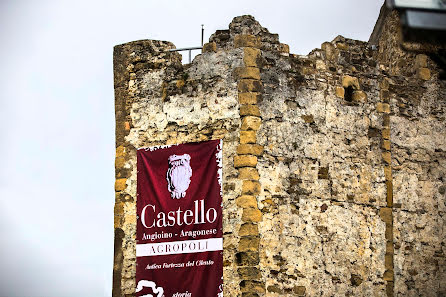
{"left": 0, "top": 1, "right": 382, "bottom": 296}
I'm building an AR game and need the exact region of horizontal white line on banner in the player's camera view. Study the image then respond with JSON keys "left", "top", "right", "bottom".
{"left": 136, "top": 238, "right": 223, "bottom": 257}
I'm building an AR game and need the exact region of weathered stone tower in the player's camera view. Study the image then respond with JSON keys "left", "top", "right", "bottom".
{"left": 113, "top": 8, "right": 446, "bottom": 297}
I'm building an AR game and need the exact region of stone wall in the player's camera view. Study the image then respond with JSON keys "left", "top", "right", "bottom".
{"left": 375, "top": 11, "right": 446, "bottom": 297}
{"left": 113, "top": 12, "right": 445, "bottom": 297}
{"left": 113, "top": 39, "right": 244, "bottom": 296}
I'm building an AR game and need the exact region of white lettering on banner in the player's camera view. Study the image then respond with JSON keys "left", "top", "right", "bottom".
{"left": 172, "top": 292, "right": 192, "bottom": 297}
{"left": 136, "top": 238, "right": 223, "bottom": 257}
{"left": 140, "top": 199, "right": 217, "bottom": 229}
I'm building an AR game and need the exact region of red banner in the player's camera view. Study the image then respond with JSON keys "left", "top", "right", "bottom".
{"left": 136, "top": 140, "right": 223, "bottom": 297}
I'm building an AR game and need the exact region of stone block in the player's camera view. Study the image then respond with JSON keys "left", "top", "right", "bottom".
{"left": 236, "top": 195, "right": 258, "bottom": 209}
{"left": 418, "top": 67, "right": 431, "bottom": 80}
{"left": 116, "top": 145, "right": 126, "bottom": 157}
{"left": 115, "top": 156, "right": 125, "bottom": 169}
{"left": 124, "top": 121, "right": 131, "bottom": 131}
{"left": 244, "top": 48, "right": 261, "bottom": 67}
{"left": 336, "top": 42, "right": 349, "bottom": 50}
{"left": 238, "top": 92, "right": 260, "bottom": 105}
{"left": 234, "top": 67, "right": 260, "bottom": 80}
{"left": 386, "top": 180, "right": 393, "bottom": 206}
{"left": 242, "top": 180, "right": 261, "bottom": 195}
{"left": 380, "top": 90, "right": 390, "bottom": 103}
{"left": 383, "top": 114, "right": 390, "bottom": 128}
{"left": 267, "top": 285, "right": 282, "bottom": 293}
{"left": 115, "top": 178, "right": 127, "bottom": 192}
{"left": 114, "top": 214, "right": 122, "bottom": 229}
{"left": 238, "top": 79, "right": 263, "bottom": 93}
{"left": 238, "top": 167, "right": 260, "bottom": 180}
{"left": 293, "top": 286, "right": 306, "bottom": 296}
{"left": 352, "top": 91, "right": 367, "bottom": 102}
{"left": 382, "top": 140, "right": 391, "bottom": 151}
{"left": 385, "top": 253, "right": 393, "bottom": 268}
{"left": 386, "top": 282, "right": 394, "bottom": 297}
{"left": 242, "top": 208, "right": 262, "bottom": 222}
{"left": 239, "top": 280, "right": 265, "bottom": 294}
{"left": 241, "top": 116, "right": 261, "bottom": 130}
{"left": 385, "top": 224, "right": 393, "bottom": 242}
{"left": 237, "top": 144, "right": 264, "bottom": 156}
{"left": 415, "top": 54, "right": 427, "bottom": 68}
{"left": 382, "top": 128, "right": 390, "bottom": 140}
{"left": 236, "top": 251, "right": 259, "bottom": 266}
{"left": 234, "top": 35, "right": 261, "bottom": 48}
{"left": 114, "top": 202, "right": 124, "bottom": 217}
{"left": 239, "top": 223, "right": 259, "bottom": 236}
{"left": 318, "top": 167, "right": 329, "bottom": 179}
{"left": 315, "top": 59, "right": 326, "bottom": 70}
{"left": 384, "top": 166, "right": 392, "bottom": 181}
{"left": 342, "top": 75, "right": 360, "bottom": 90}
{"left": 302, "top": 67, "right": 315, "bottom": 75}
{"left": 382, "top": 151, "right": 391, "bottom": 164}
{"left": 279, "top": 43, "right": 290, "bottom": 53}
{"left": 176, "top": 79, "right": 185, "bottom": 89}
{"left": 202, "top": 42, "right": 217, "bottom": 53}
{"left": 238, "top": 267, "right": 262, "bottom": 280}
{"left": 240, "top": 131, "right": 257, "bottom": 144}
{"left": 386, "top": 241, "right": 394, "bottom": 254}
{"left": 335, "top": 86, "right": 345, "bottom": 98}
{"left": 239, "top": 236, "right": 260, "bottom": 252}
{"left": 350, "top": 274, "right": 363, "bottom": 286}
{"left": 377, "top": 102, "right": 391, "bottom": 113}
{"left": 301, "top": 115, "right": 314, "bottom": 123}
{"left": 240, "top": 105, "right": 261, "bottom": 116}
{"left": 380, "top": 79, "right": 390, "bottom": 91}
{"left": 234, "top": 155, "right": 258, "bottom": 167}
{"left": 383, "top": 269, "right": 394, "bottom": 281}
{"left": 379, "top": 207, "right": 393, "bottom": 224}
{"left": 321, "top": 42, "right": 337, "bottom": 61}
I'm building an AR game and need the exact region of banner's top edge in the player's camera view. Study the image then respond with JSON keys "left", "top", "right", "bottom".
{"left": 137, "top": 139, "right": 223, "bottom": 151}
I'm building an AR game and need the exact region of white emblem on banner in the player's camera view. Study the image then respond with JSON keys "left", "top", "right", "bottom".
{"left": 166, "top": 154, "right": 192, "bottom": 199}
{"left": 136, "top": 280, "right": 164, "bottom": 297}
